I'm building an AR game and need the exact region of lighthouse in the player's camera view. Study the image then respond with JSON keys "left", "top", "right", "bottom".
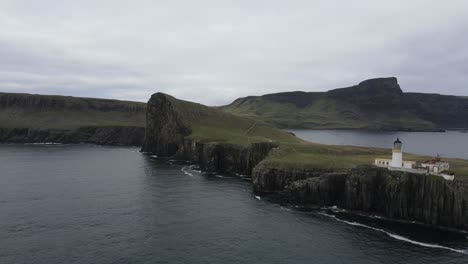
{"left": 391, "top": 138, "right": 403, "bottom": 168}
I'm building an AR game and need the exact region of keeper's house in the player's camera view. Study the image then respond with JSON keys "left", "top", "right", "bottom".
{"left": 374, "top": 138, "right": 453, "bottom": 180}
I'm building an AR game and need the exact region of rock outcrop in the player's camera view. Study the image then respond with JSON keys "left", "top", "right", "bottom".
{"left": 254, "top": 165, "right": 468, "bottom": 231}
{"left": 141, "top": 93, "right": 192, "bottom": 156}
{"left": 141, "top": 93, "right": 277, "bottom": 175}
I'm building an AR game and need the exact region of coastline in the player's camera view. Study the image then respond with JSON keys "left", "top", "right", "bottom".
{"left": 141, "top": 93, "right": 468, "bottom": 233}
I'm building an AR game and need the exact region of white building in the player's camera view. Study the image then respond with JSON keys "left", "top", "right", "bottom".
{"left": 374, "top": 138, "right": 454, "bottom": 180}
{"left": 374, "top": 138, "right": 415, "bottom": 169}
{"left": 421, "top": 156, "right": 450, "bottom": 174}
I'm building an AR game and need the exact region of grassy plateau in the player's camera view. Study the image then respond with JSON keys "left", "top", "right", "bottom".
{"left": 165, "top": 93, "right": 468, "bottom": 179}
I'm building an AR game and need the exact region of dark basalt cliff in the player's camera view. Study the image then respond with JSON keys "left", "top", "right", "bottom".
{"left": 0, "top": 126, "right": 145, "bottom": 146}
{"left": 253, "top": 165, "right": 468, "bottom": 231}
{"left": 143, "top": 92, "right": 468, "bottom": 232}
{"left": 141, "top": 93, "right": 277, "bottom": 175}
{"left": 0, "top": 92, "right": 145, "bottom": 146}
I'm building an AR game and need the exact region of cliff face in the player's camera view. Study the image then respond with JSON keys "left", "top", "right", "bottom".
{"left": 141, "top": 93, "right": 192, "bottom": 156}
{"left": 254, "top": 165, "right": 468, "bottom": 231}
{"left": 0, "top": 92, "right": 146, "bottom": 146}
{"left": 141, "top": 93, "right": 277, "bottom": 175}
{"left": 0, "top": 126, "right": 145, "bottom": 146}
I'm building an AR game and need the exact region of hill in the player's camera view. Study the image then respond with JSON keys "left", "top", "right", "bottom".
{"left": 222, "top": 77, "right": 468, "bottom": 131}
{"left": 0, "top": 92, "right": 146, "bottom": 145}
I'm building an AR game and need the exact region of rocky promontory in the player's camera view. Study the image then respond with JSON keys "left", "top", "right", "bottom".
{"left": 141, "top": 93, "right": 278, "bottom": 175}
{"left": 142, "top": 92, "right": 468, "bottom": 232}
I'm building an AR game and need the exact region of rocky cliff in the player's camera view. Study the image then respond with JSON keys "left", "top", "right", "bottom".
{"left": 253, "top": 165, "right": 468, "bottom": 231}
{"left": 0, "top": 92, "right": 146, "bottom": 146}
{"left": 141, "top": 93, "right": 278, "bottom": 175}
{"left": 0, "top": 126, "right": 145, "bottom": 146}
{"left": 143, "top": 92, "right": 468, "bottom": 232}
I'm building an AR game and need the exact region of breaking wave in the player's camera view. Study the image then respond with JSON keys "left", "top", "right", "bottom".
{"left": 319, "top": 212, "right": 468, "bottom": 255}
{"left": 181, "top": 166, "right": 195, "bottom": 177}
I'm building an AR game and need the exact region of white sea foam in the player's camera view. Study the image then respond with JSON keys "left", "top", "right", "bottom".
{"left": 26, "top": 142, "right": 63, "bottom": 145}
{"left": 255, "top": 196, "right": 262, "bottom": 200}
{"left": 319, "top": 212, "right": 468, "bottom": 254}
{"left": 215, "top": 175, "right": 232, "bottom": 179}
{"left": 181, "top": 166, "right": 194, "bottom": 177}
{"left": 188, "top": 165, "right": 201, "bottom": 173}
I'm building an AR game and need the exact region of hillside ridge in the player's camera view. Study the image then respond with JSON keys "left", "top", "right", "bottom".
{"left": 222, "top": 77, "right": 468, "bottom": 130}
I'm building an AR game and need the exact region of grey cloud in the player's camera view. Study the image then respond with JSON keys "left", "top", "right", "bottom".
{"left": 0, "top": 0, "right": 467, "bottom": 105}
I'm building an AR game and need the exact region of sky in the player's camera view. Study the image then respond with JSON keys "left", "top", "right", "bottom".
{"left": 1, "top": 0, "right": 467, "bottom": 105}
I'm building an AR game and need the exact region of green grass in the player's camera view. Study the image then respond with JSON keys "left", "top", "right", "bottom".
{"left": 0, "top": 93, "right": 145, "bottom": 129}
{"left": 222, "top": 97, "right": 434, "bottom": 130}
{"left": 168, "top": 94, "right": 468, "bottom": 178}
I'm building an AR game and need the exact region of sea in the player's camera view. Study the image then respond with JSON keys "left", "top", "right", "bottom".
{"left": 1, "top": 131, "right": 468, "bottom": 264}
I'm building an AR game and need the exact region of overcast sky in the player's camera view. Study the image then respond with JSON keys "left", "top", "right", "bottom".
{"left": 1, "top": 0, "right": 467, "bottom": 105}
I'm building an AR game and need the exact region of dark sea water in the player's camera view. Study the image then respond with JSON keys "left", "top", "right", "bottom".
{"left": 289, "top": 130, "right": 468, "bottom": 159}
{"left": 1, "top": 144, "right": 468, "bottom": 264}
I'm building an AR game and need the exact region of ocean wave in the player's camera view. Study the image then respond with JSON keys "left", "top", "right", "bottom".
{"left": 215, "top": 175, "right": 232, "bottom": 179}
{"left": 319, "top": 212, "right": 468, "bottom": 255}
{"left": 25, "top": 142, "right": 63, "bottom": 145}
{"left": 181, "top": 166, "right": 194, "bottom": 177}
{"left": 188, "top": 165, "right": 201, "bottom": 173}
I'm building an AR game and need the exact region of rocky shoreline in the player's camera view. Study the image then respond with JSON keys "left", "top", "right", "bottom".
{"left": 0, "top": 126, "right": 145, "bottom": 146}
{"left": 141, "top": 93, "right": 468, "bottom": 232}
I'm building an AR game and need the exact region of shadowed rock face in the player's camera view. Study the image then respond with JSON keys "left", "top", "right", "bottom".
{"left": 253, "top": 165, "right": 468, "bottom": 231}
{"left": 141, "top": 93, "right": 192, "bottom": 156}
{"left": 0, "top": 92, "right": 146, "bottom": 146}
{"left": 141, "top": 92, "right": 278, "bottom": 175}
{"left": 0, "top": 126, "right": 145, "bottom": 146}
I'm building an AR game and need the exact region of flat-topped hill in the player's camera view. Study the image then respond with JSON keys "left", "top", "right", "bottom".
{"left": 0, "top": 92, "right": 145, "bottom": 129}
{"left": 0, "top": 92, "right": 146, "bottom": 145}
{"left": 222, "top": 77, "right": 468, "bottom": 131}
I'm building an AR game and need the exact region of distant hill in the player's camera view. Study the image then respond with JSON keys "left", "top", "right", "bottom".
{"left": 222, "top": 77, "right": 468, "bottom": 131}
{"left": 0, "top": 92, "right": 146, "bottom": 145}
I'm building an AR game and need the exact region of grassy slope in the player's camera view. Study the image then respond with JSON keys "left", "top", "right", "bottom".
{"left": 170, "top": 95, "right": 468, "bottom": 178}
{"left": 0, "top": 92, "right": 146, "bottom": 129}
{"left": 223, "top": 96, "right": 434, "bottom": 130}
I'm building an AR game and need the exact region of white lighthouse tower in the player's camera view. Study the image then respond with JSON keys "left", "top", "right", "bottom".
{"left": 391, "top": 138, "right": 403, "bottom": 168}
